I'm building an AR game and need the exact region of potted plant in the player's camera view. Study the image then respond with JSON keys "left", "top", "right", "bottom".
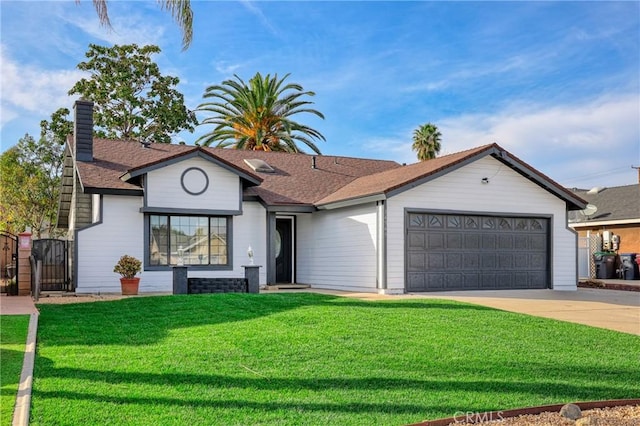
{"left": 113, "top": 255, "right": 142, "bottom": 295}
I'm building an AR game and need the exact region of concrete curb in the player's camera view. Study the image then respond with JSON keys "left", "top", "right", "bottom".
{"left": 12, "top": 312, "right": 38, "bottom": 426}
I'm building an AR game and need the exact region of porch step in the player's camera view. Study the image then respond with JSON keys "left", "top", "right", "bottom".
{"left": 264, "top": 284, "right": 311, "bottom": 290}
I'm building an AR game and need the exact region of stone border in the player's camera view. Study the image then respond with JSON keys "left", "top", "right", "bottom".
{"left": 406, "top": 399, "right": 640, "bottom": 426}
{"left": 12, "top": 312, "right": 38, "bottom": 426}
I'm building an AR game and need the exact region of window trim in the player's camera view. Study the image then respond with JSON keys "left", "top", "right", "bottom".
{"left": 144, "top": 214, "right": 233, "bottom": 271}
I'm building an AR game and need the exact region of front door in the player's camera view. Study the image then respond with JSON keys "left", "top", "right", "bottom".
{"left": 275, "top": 218, "right": 293, "bottom": 283}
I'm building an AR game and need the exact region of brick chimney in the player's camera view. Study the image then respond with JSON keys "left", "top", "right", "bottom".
{"left": 74, "top": 100, "right": 94, "bottom": 162}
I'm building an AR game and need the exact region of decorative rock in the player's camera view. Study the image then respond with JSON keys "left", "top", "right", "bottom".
{"left": 560, "top": 403, "right": 582, "bottom": 420}
{"left": 576, "top": 416, "right": 603, "bottom": 426}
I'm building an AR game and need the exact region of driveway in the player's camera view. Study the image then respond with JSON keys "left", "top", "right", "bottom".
{"left": 306, "top": 288, "right": 640, "bottom": 335}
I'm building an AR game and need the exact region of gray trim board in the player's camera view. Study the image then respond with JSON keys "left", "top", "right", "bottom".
{"left": 317, "top": 194, "right": 386, "bottom": 210}
{"left": 265, "top": 205, "right": 316, "bottom": 213}
{"left": 84, "top": 187, "right": 144, "bottom": 196}
{"left": 140, "top": 207, "right": 243, "bottom": 216}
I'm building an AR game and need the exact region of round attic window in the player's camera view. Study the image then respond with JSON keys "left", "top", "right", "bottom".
{"left": 181, "top": 167, "right": 209, "bottom": 195}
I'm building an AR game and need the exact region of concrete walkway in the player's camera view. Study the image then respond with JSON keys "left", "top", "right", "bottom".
{"left": 0, "top": 295, "right": 39, "bottom": 315}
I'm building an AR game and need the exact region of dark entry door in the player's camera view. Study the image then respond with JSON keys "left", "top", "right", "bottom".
{"left": 275, "top": 218, "right": 293, "bottom": 283}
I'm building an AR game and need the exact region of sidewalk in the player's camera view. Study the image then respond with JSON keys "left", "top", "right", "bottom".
{"left": 0, "top": 295, "right": 39, "bottom": 315}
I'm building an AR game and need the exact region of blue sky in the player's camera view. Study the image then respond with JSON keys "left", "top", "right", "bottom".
{"left": 1, "top": 1, "right": 638, "bottom": 189}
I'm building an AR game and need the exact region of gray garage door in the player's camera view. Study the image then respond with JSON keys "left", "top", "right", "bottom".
{"left": 406, "top": 212, "right": 549, "bottom": 291}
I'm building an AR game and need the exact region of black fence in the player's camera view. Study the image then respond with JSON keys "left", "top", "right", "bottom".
{"left": 32, "top": 239, "right": 71, "bottom": 292}
{"left": 1, "top": 232, "right": 18, "bottom": 295}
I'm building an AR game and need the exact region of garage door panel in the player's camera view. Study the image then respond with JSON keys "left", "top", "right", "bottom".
{"left": 495, "top": 273, "right": 508, "bottom": 288}
{"left": 407, "top": 273, "right": 425, "bottom": 291}
{"left": 427, "top": 233, "right": 444, "bottom": 249}
{"left": 482, "top": 234, "right": 496, "bottom": 249}
{"left": 464, "top": 274, "right": 479, "bottom": 288}
{"left": 497, "top": 234, "right": 513, "bottom": 249}
{"left": 481, "top": 253, "right": 496, "bottom": 268}
{"left": 514, "top": 253, "right": 528, "bottom": 268}
{"left": 446, "top": 233, "right": 463, "bottom": 249}
{"left": 530, "top": 254, "right": 546, "bottom": 269}
{"left": 530, "top": 235, "right": 546, "bottom": 250}
{"left": 514, "top": 235, "right": 528, "bottom": 249}
{"left": 463, "top": 253, "right": 480, "bottom": 269}
{"left": 528, "top": 272, "right": 546, "bottom": 288}
{"left": 464, "top": 234, "right": 481, "bottom": 249}
{"left": 446, "top": 253, "right": 463, "bottom": 268}
{"left": 406, "top": 213, "right": 549, "bottom": 291}
{"left": 408, "top": 232, "right": 425, "bottom": 249}
{"left": 497, "top": 254, "right": 513, "bottom": 269}
{"left": 407, "top": 253, "right": 426, "bottom": 271}
{"left": 428, "top": 253, "right": 444, "bottom": 269}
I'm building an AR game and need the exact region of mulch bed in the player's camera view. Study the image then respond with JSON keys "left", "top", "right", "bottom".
{"left": 578, "top": 280, "right": 640, "bottom": 292}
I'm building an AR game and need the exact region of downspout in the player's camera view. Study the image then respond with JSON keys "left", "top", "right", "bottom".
{"left": 376, "top": 200, "right": 387, "bottom": 291}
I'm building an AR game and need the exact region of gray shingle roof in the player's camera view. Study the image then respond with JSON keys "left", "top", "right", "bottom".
{"left": 62, "top": 139, "right": 586, "bottom": 219}
{"left": 569, "top": 184, "right": 640, "bottom": 223}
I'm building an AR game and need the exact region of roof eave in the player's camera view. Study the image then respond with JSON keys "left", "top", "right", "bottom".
{"left": 569, "top": 218, "right": 640, "bottom": 227}
{"left": 121, "top": 148, "right": 262, "bottom": 186}
{"left": 316, "top": 193, "right": 386, "bottom": 210}
{"left": 492, "top": 149, "right": 587, "bottom": 210}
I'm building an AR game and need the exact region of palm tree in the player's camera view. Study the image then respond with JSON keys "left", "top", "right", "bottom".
{"left": 412, "top": 123, "right": 442, "bottom": 161}
{"left": 196, "top": 73, "right": 325, "bottom": 154}
{"left": 87, "top": 1, "right": 193, "bottom": 50}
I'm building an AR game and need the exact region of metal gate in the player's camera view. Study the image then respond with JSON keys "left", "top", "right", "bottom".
{"left": 32, "top": 239, "right": 71, "bottom": 291}
{"left": 1, "top": 232, "right": 18, "bottom": 294}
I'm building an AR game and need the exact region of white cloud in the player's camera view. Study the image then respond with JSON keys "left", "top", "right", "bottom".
{"left": 58, "top": 4, "right": 168, "bottom": 47}
{"left": 238, "top": 1, "right": 280, "bottom": 38}
{"left": 438, "top": 94, "right": 640, "bottom": 187}
{"left": 0, "top": 45, "right": 84, "bottom": 126}
{"left": 365, "top": 93, "right": 640, "bottom": 188}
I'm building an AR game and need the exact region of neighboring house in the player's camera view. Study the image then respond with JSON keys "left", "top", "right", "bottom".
{"left": 568, "top": 184, "right": 640, "bottom": 254}
{"left": 57, "top": 101, "right": 586, "bottom": 294}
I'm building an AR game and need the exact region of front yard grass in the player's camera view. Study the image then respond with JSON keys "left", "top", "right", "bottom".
{"left": 0, "top": 315, "right": 30, "bottom": 426}
{"left": 32, "top": 293, "right": 639, "bottom": 425}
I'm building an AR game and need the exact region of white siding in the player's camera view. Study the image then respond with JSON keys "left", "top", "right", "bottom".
{"left": 386, "top": 156, "right": 577, "bottom": 292}
{"left": 76, "top": 199, "right": 267, "bottom": 293}
{"left": 297, "top": 203, "right": 378, "bottom": 292}
{"left": 76, "top": 195, "right": 144, "bottom": 293}
{"left": 146, "top": 157, "right": 240, "bottom": 211}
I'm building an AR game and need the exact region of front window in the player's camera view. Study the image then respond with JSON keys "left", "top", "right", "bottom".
{"left": 149, "top": 215, "right": 229, "bottom": 266}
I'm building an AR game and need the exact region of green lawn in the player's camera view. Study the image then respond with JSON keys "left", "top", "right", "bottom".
{"left": 32, "top": 293, "right": 639, "bottom": 425}
{"left": 0, "top": 315, "right": 30, "bottom": 426}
